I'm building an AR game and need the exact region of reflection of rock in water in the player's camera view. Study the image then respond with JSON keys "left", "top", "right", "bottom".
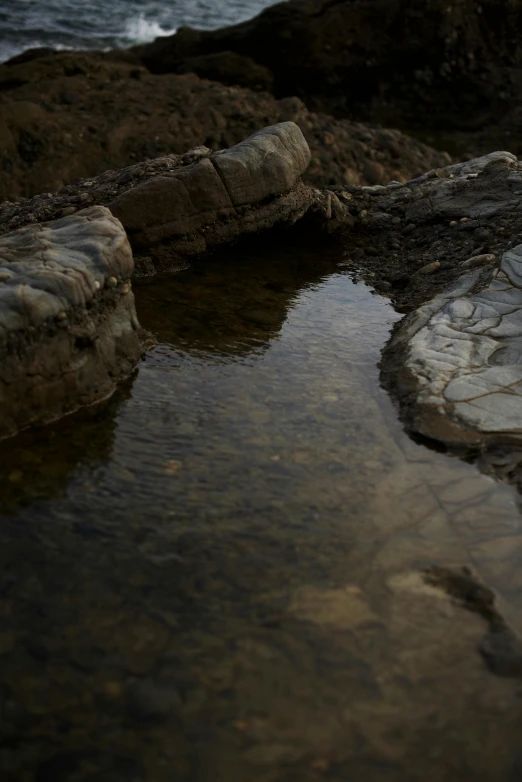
{"left": 134, "top": 230, "right": 343, "bottom": 358}
{"left": 424, "top": 565, "right": 522, "bottom": 678}
{"left": 0, "top": 379, "right": 133, "bottom": 511}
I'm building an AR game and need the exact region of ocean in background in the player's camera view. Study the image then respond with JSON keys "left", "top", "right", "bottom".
{"left": 0, "top": 0, "right": 277, "bottom": 64}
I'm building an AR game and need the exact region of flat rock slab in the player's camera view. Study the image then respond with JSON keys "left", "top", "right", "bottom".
{"left": 0, "top": 206, "right": 143, "bottom": 440}
{"left": 389, "top": 242, "right": 522, "bottom": 445}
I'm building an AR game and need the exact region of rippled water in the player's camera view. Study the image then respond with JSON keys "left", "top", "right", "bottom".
{"left": 0, "top": 0, "right": 277, "bottom": 63}
{"left": 1, "top": 236, "right": 522, "bottom": 780}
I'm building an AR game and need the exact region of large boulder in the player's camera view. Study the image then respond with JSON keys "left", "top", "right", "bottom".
{"left": 389, "top": 246, "right": 522, "bottom": 446}
{"left": 0, "top": 206, "right": 143, "bottom": 439}
{"left": 133, "top": 0, "right": 522, "bottom": 131}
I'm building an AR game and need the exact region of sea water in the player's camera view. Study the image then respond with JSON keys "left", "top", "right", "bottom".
{"left": 0, "top": 0, "right": 277, "bottom": 63}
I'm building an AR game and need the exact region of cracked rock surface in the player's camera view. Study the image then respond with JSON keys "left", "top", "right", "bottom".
{"left": 1, "top": 122, "right": 319, "bottom": 275}
{"left": 0, "top": 205, "right": 144, "bottom": 440}
{"left": 110, "top": 122, "right": 314, "bottom": 270}
{"left": 359, "top": 151, "right": 522, "bottom": 449}
{"left": 389, "top": 245, "right": 522, "bottom": 446}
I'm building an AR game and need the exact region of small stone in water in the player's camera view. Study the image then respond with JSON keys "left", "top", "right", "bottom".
{"left": 417, "top": 260, "right": 441, "bottom": 274}
{"left": 164, "top": 460, "right": 183, "bottom": 474}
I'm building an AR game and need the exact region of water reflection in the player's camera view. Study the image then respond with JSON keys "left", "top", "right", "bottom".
{"left": 0, "top": 384, "right": 133, "bottom": 512}
{"left": 135, "top": 233, "right": 344, "bottom": 357}
{"left": 1, "top": 235, "right": 522, "bottom": 781}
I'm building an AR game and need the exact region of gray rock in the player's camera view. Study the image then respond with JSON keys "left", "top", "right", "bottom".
{"left": 109, "top": 122, "right": 314, "bottom": 264}
{"left": 0, "top": 206, "right": 144, "bottom": 440}
{"left": 390, "top": 245, "right": 522, "bottom": 444}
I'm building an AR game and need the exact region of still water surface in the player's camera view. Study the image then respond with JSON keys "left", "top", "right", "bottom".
{"left": 1, "top": 237, "right": 522, "bottom": 780}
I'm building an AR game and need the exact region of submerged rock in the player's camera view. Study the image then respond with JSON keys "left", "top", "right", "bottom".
{"left": 0, "top": 206, "right": 143, "bottom": 440}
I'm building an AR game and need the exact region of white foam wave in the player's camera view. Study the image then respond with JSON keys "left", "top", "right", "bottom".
{"left": 122, "top": 15, "right": 177, "bottom": 45}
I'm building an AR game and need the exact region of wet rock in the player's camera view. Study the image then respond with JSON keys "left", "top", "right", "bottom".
{"left": 478, "top": 622, "right": 522, "bottom": 678}
{"left": 0, "top": 206, "right": 144, "bottom": 440}
{"left": 110, "top": 122, "right": 311, "bottom": 245}
{"left": 424, "top": 566, "right": 522, "bottom": 678}
{"left": 1, "top": 123, "right": 320, "bottom": 274}
{"left": 109, "top": 122, "right": 314, "bottom": 263}
{"left": 388, "top": 240, "right": 522, "bottom": 446}
{"left": 459, "top": 253, "right": 496, "bottom": 269}
{"left": 417, "top": 261, "right": 440, "bottom": 275}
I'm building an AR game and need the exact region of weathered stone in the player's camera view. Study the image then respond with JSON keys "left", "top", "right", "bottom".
{"left": 110, "top": 122, "right": 311, "bottom": 250}
{"left": 389, "top": 246, "right": 522, "bottom": 445}
{"left": 0, "top": 124, "right": 318, "bottom": 273}
{"left": 110, "top": 158, "right": 235, "bottom": 246}
{"left": 0, "top": 206, "right": 143, "bottom": 440}
{"left": 211, "top": 122, "right": 311, "bottom": 205}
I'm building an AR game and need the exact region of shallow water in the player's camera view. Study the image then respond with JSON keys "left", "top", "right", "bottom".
{"left": 1, "top": 237, "right": 522, "bottom": 781}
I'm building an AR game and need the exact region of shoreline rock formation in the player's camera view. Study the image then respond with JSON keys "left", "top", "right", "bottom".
{"left": 336, "top": 150, "right": 522, "bottom": 457}
{"left": 4, "top": 117, "right": 522, "bottom": 486}
{"left": 132, "top": 0, "right": 522, "bottom": 135}
{"left": 0, "top": 122, "right": 329, "bottom": 438}
{"left": 0, "top": 50, "right": 450, "bottom": 201}
{"left": 1, "top": 122, "right": 325, "bottom": 276}
{"left": 0, "top": 206, "right": 143, "bottom": 440}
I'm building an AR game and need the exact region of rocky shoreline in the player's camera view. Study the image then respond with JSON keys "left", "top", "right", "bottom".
{"left": 4, "top": 119, "right": 522, "bottom": 466}
{"left": 3, "top": 0, "right": 522, "bottom": 489}
{"left": 0, "top": 50, "right": 449, "bottom": 202}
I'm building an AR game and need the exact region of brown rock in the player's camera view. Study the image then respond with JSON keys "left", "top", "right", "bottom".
{"left": 0, "top": 51, "right": 449, "bottom": 202}
{"left": 363, "top": 161, "right": 387, "bottom": 186}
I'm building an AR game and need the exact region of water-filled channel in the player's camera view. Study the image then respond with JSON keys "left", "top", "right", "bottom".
{"left": 1, "top": 236, "right": 522, "bottom": 781}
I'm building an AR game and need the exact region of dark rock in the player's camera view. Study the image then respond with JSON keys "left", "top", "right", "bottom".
{"left": 179, "top": 50, "right": 273, "bottom": 92}
{"left": 0, "top": 51, "right": 449, "bottom": 201}
{"left": 125, "top": 678, "right": 181, "bottom": 721}
{"left": 59, "top": 90, "right": 80, "bottom": 105}
{"left": 132, "top": 0, "right": 522, "bottom": 131}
